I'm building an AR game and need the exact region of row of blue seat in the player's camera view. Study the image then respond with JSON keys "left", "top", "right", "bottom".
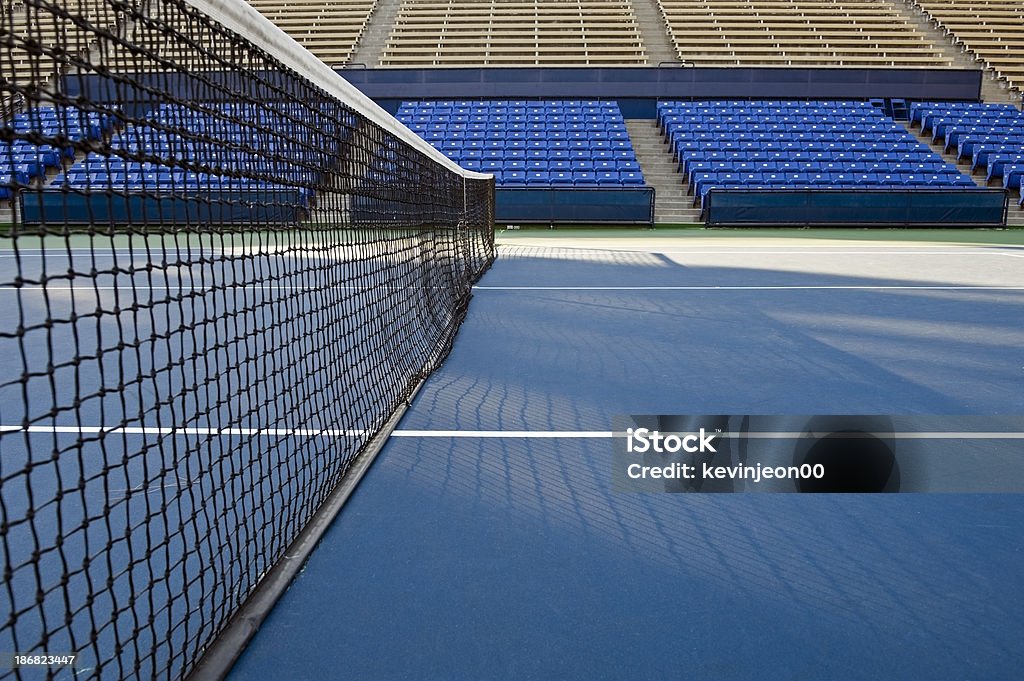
{"left": 407, "top": 122, "right": 627, "bottom": 132}
{"left": 1, "top": 106, "right": 116, "bottom": 200}
{"left": 660, "top": 114, "right": 894, "bottom": 126}
{"left": 427, "top": 147, "right": 637, "bottom": 162}
{"left": 416, "top": 129, "right": 629, "bottom": 140}
{"left": 690, "top": 172, "right": 977, "bottom": 202}
{"left": 660, "top": 100, "right": 876, "bottom": 108}
{"left": 660, "top": 117, "right": 893, "bottom": 129}
{"left": 55, "top": 169, "right": 314, "bottom": 203}
{"left": 959, "top": 134, "right": 1024, "bottom": 162}
{"left": 987, "top": 154, "right": 1024, "bottom": 185}
{"left": 670, "top": 141, "right": 932, "bottom": 159}
{"left": 407, "top": 100, "right": 644, "bottom": 186}
{"left": 910, "top": 102, "right": 1020, "bottom": 126}
{"left": 404, "top": 114, "right": 623, "bottom": 122}
{"left": 668, "top": 134, "right": 921, "bottom": 149}
{"left": 663, "top": 122, "right": 905, "bottom": 132}
{"left": 484, "top": 170, "right": 643, "bottom": 186}
{"left": 442, "top": 159, "right": 640, "bottom": 172}
{"left": 657, "top": 101, "right": 973, "bottom": 204}
{"left": 681, "top": 150, "right": 943, "bottom": 167}
{"left": 926, "top": 114, "right": 1024, "bottom": 134}
{"left": 43, "top": 101, "right": 359, "bottom": 201}
{"left": 426, "top": 138, "right": 635, "bottom": 151}
{"left": 915, "top": 104, "right": 1024, "bottom": 183}
{"left": 937, "top": 125, "right": 1024, "bottom": 153}
{"left": 686, "top": 160, "right": 959, "bottom": 175}
{"left": 660, "top": 113, "right": 895, "bottom": 122}
{"left": 402, "top": 99, "right": 617, "bottom": 109}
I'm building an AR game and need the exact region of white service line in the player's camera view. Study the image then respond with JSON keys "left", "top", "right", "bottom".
{"left": 3, "top": 426, "right": 1022, "bottom": 440}
{"left": 2, "top": 248, "right": 1019, "bottom": 257}
{"left": 391, "top": 430, "right": 614, "bottom": 438}
{"left": 501, "top": 248, "right": 1019, "bottom": 256}
{"left": 0, "top": 425, "right": 612, "bottom": 438}
{"left": 0, "top": 425, "right": 367, "bottom": 436}
{"left": 473, "top": 285, "right": 1024, "bottom": 291}
{"left": 8, "top": 284, "right": 1018, "bottom": 293}
{"left": 0, "top": 285, "right": 444, "bottom": 291}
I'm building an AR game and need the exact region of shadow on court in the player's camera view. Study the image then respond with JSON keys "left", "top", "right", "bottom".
{"left": 44, "top": 239, "right": 1001, "bottom": 681}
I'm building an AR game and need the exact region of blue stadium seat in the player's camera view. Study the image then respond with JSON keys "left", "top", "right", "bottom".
{"left": 526, "top": 171, "right": 550, "bottom": 185}
{"left": 1002, "top": 165, "right": 1024, "bottom": 190}
{"left": 502, "top": 171, "right": 527, "bottom": 186}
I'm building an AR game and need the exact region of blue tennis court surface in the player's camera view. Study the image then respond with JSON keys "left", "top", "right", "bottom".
{"left": 225, "top": 231, "right": 1024, "bottom": 679}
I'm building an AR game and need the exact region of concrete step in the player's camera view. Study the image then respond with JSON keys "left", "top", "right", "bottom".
{"left": 895, "top": 0, "right": 1020, "bottom": 105}
{"left": 629, "top": 0, "right": 678, "bottom": 65}
{"left": 625, "top": 118, "right": 701, "bottom": 225}
{"left": 349, "top": 0, "right": 403, "bottom": 66}
{"left": 1006, "top": 202, "right": 1024, "bottom": 226}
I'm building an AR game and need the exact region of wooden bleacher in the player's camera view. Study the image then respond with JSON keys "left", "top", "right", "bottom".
{"left": 656, "top": 0, "right": 954, "bottom": 68}
{"left": 247, "top": 0, "right": 378, "bottom": 67}
{"left": 381, "top": 0, "right": 648, "bottom": 66}
{"left": 911, "top": 0, "right": 1024, "bottom": 92}
{"left": 102, "top": 0, "right": 376, "bottom": 72}
{"left": 0, "top": 0, "right": 377, "bottom": 85}
{"left": 2, "top": 0, "right": 120, "bottom": 86}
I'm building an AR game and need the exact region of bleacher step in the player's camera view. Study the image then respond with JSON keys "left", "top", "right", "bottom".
{"left": 349, "top": 0, "right": 403, "bottom": 67}
{"left": 895, "top": 0, "right": 1021, "bottom": 106}
{"left": 625, "top": 118, "right": 697, "bottom": 224}
{"left": 629, "top": 0, "right": 679, "bottom": 65}
{"left": 901, "top": 118, "right": 1024, "bottom": 226}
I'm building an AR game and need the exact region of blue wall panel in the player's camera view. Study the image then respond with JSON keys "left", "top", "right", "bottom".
{"left": 495, "top": 188, "right": 654, "bottom": 224}
{"left": 340, "top": 67, "right": 983, "bottom": 113}
{"left": 704, "top": 189, "right": 1007, "bottom": 227}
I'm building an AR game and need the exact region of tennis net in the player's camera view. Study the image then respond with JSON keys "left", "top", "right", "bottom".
{"left": 0, "top": 0, "right": 495, "bottom": 678}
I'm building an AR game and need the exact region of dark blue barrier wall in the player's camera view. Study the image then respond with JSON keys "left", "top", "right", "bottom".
{"left": 342, "top": 67, "right": 983, "bottom": 115}
{"left": 495, "top": 187, "right": 654, "bottom": 224}
{"left": 21, "top": 191, "right": 306, "bottom": 226}
{"left": 704, "top": 189, "right": 1007, "bottom": 227}
{"left": 62, "top": 68, "right": 982, "bottom": 121}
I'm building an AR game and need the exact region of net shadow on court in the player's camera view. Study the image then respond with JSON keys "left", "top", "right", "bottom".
{"left": 229, "top": 236, "right": 1024, "bottom": 681}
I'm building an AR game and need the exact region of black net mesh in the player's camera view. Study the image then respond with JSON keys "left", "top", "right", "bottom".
{"left": 0, "top": 0, "right": 495, "bottom": 678}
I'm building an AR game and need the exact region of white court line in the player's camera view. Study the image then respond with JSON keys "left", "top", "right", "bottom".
{"left": 3, "top": 284, "right": 1023, "bottom": 292}
{"left": 1000, "top": 252, "right": 1024, "bottom": 258}
{"left": 2, "top": 248, "right": 1020, "bottom": 256}
{"left": 0, "top": 425, "right": 366, "bottom": 436}
{"left": 0, "top": 285, "right": 443, "bottom": 291}
{"left": 2, "top": 426, "right": 1023, "bottom": 440}
{"left": 391, "top": 430, "right": 613, "bottom": 438}
{"left": 474, "top": 285, "right": 1024, "bottom": 291}
{"left": 0, "top": 425, "right": 612, "bottom": 438}
{"left": 501, "top": 248, "right": 1021, "bottom": 256}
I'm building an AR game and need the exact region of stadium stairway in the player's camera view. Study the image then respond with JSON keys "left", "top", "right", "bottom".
{"left": 894, "top": 0, "right": 1021, "bottom": 106}
{"left": 349, "top": 0, "right": 403, "bottom": 67}
{"left": 900, "top": 118, "right": 1024, "bottom": 226}
{"left": 629, "top": 0, "right": 678, "bottom": 65}
{"left": 624, "top": 119, "right": 701, "bottom": 224}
